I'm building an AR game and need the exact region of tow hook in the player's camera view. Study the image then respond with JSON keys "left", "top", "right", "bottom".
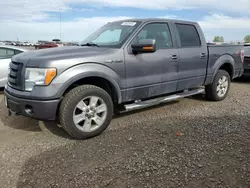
{"left": 8, "top": 109, "right": 19, "bottom": 116}
{"left": 8, "top": 109, "right": 12, "bottom": 116}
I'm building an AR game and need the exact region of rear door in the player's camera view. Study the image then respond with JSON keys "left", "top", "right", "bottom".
{"left": 173, "top": 23, "right": 208, "bottom": 90}
{"left": 124, "top": 22, "right": 178, "bottom": 101}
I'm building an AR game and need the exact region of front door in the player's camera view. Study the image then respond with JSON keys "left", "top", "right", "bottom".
{"left": 124, "top": 22, "right": 178, "bottom": 101}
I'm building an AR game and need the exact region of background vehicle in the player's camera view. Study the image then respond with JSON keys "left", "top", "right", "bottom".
{"left": 4, "top": 18, "right": 244, "bottom": 139}
{"left": 0, "top": 45, "right": 27, "bottom": 87}
{"left": 21, "top": 42, "right": 33, "bottom": 46}
{"left": 4, "top": 41, "right": 12, "bottom": 45}
{"left": 242, "top": 44, "right": 250, "bottom": 76}
{"left": 56, "top": 42, "right": 64, "bottom": 47}
{"left": 14, "top": 42, "right": 22, "bottom": 46}
{"left": 38, "top": 42, "right": 60, "bottom": 49}
{"left": 34, "top": 43, "right": 41, "bottom": 49}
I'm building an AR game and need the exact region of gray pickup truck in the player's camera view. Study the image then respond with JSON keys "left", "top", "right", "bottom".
{"left": 4, "top": 18, "right": 244, "bottom": 139}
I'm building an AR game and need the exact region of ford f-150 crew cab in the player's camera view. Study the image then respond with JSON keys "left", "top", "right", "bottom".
{"left": 4, "top": 18, "right": 244, "bottom": 139}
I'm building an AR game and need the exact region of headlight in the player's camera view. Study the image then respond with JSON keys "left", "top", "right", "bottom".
{"left": 25, "top": 68, "right": 57, "bottom": 91}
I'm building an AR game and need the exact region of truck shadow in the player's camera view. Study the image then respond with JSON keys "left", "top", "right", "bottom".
{"left": 187, "top": 93, "right": 207, "bottom": 102}
{"left": 0, "top": 102, "right": 41, "bottom": 132}
{"left": 0, "top": 95, "right": 71, "bottom": 136}
{"left": 233, "top": 77, "right": 250, "bottom": 84}
{"left": 0, "top": 88, "right": 4, "bottom": 94}
{"left": 42, "top": 121, "right": 74, "bottom": 140}
{"left": 15, "top": 114, "right": 250, "bottom": 188}
{"left": 0, "top": 97, "right": 204, "bottom": 139}
{"left": 43, "top": 101, "right": 181, "bottom": 139}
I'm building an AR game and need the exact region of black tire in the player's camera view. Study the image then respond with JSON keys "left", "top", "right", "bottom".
{"left": 205, "top": 70, "right": 231, "bottom": 101}
{"left": 59, "top": 85, "right": 113, "bottom": 140}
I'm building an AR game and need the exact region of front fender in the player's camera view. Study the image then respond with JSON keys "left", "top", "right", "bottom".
{"left": 53, "top": 63, "right": 123, "bottom": 103}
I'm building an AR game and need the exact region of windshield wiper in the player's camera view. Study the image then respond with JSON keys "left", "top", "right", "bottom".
{"left": 81, "top": 42, "right": 99, "bottom": 47}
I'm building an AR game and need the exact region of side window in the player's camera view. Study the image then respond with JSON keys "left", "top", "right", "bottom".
{"left": 0, "top": 48, "right": 8, "bottom": 59}
{"left": 137, "top": 30, "right": 147, "bottom": 41}
{"left": 0, "top": 48, "right": 15, "bottom": 59}
{"left": 7, "top": 49, "right": 15, "bottom": 56}
{"left": 132, "top": 23, "right": 173, "bottom": 49}
{"left": 175, "top": 24, "right": 201, "bottom": 47}
{"left": 14, "top": 50, "right": 22, "bottom": 55}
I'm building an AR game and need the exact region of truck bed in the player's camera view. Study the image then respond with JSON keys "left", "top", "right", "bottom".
{"left": 207, "top": 45, "right": 244, "bottom": 79}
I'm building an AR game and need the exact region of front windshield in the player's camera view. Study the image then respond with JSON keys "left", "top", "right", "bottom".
{"left": 81, "top": 21, "right": 141, "bottom": 48}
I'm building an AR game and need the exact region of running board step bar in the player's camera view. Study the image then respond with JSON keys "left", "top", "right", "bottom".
{"left": 124, "top": 88, "right": 205, "bottom": 112}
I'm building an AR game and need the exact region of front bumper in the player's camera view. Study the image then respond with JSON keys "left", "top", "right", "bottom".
{"left": 4, "top": 90, "right": 60, "bottom": 120}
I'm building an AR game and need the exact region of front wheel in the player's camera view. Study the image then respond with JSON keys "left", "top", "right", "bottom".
{"left": 205, "top": 70, "right": 230, "bottom": 101}
{"left": 59, "top": 85, "right": 113, "bottom": 140}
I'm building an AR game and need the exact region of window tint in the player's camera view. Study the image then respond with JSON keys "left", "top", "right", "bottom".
{"left": 175, "top": 24, "right": 201, "bottom": 47}
{"left": 132, "top": 23, "right": 173, "bottom": 49}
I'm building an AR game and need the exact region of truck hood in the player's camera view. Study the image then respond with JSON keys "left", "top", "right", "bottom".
{"left": 12, "top": 46, "right": 110, "bottom": 67}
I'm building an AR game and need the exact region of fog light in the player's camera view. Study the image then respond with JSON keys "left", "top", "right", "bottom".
{"left": 25, "top": 105, "right": 34, "bottom": 115}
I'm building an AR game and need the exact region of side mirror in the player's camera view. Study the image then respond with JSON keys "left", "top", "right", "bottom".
{"left": 131, "top": 39, "right": 156, "bottom": 54}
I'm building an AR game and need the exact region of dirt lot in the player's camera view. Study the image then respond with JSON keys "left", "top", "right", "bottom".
{"left": 0, "top": 80, "right": 250, "bottom": 188}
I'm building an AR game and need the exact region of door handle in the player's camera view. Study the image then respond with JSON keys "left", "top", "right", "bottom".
{"left": 200, "top": 53, "right": 206, "bottom": 58}
{"left": 171, "top": 55, "right": 178, "bottom": 60}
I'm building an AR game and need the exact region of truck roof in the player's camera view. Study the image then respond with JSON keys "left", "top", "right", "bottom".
{"left": 112, "top": 18, "right": 198, "bottom": 25}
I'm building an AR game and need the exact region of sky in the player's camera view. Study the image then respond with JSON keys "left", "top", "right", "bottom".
{"left": 0, "top": 0, "right": 250, "bottom": 42}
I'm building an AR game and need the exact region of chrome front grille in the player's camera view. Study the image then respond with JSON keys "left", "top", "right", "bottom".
{"left": 8, "top": 61, "right": 24, "bottom": 90}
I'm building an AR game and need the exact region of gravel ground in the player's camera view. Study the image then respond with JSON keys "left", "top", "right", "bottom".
{"left": 0, "top": 79, "right": 250, "bottom": 188}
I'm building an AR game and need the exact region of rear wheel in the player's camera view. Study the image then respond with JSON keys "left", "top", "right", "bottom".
{"left": 205, "top": 70, "right": 230, "bottom": 101}
{"left": 59, "top": 85, "right": 113, "bottom": 139}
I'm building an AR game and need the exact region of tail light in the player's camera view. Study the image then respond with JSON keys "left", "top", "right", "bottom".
{"left": 240, "top": 50, "right": 244, "bottom": 63}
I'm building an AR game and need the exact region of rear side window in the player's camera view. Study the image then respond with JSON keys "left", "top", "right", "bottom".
{"left": 175, "top": 24, "right": 201, "bottom": 47}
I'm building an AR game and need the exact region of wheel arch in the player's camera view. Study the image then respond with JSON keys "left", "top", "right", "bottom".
{"left": 62, "top": 76, "right": 120, "bottom": 104}
{"left": 55, "top": 64, "right": 123, "bottom": 104}
{"left": 218, "top": 63, "right": 234, "bottom": 80}
{"left": 212, "top": 54, "right": 235, "bottom": 80}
